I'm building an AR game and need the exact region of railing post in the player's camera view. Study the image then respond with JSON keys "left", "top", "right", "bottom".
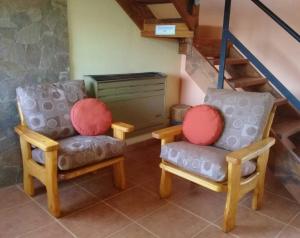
{"left": 218, "top": 0, "right": 232, "bottom": 89}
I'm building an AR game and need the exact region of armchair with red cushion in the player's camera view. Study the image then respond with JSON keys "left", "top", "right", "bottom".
{"left": 15, "top": 80, "right": 134, "bottom": 217}
{"left": 152, "top": 88, "right": 276, "bottom": 232}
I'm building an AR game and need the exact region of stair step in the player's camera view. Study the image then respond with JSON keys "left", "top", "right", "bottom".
{"left": 136, "top": 0, "right": 172, "bottom": 3}
{"left": 194, "top": 38, "right": 222, "bottom": 58}
{"left": 228, "top": 77, "right": 267, "bottom": 88}
{"left": 273, "top": 119, "right": 300, "bottom": 138}
{"left": 274, "top": 97, "right": 288, "bottom": 106}
{"left": 211, "top": 58, "right": 249, "bottom": 66}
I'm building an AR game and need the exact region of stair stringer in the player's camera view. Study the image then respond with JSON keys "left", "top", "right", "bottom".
{"left": 185, "top": 46, "right": 221, "bottom": 93}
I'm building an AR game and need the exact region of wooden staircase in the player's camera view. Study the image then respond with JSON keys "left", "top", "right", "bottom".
{"left": 116, "top": 0, "right": 199, "bottom": 53}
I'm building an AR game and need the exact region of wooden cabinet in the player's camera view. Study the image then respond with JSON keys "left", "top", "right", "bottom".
{"left": 85, "top": 73, "right": 168, "bottom": 135}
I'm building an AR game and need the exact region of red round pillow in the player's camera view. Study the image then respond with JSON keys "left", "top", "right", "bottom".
{"left": 71, "top": 98, "right": 112, "bottom": 136}
{"left": 183, "top": 105, "right": 224, "bottom": 145}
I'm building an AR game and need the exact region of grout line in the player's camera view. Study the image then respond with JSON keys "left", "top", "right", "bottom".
{"left": 72, "top": 183, "right": 98, "bottom": 199}
{"left": 102, "top": 201, "right": 137, "bottom": 223}
{"left": 15, "top": 185, "right": 78, "bottom": 238}
{"left": 189, "top": 222, "right": 239, "bottom": 238}
{"left": 135, "top": 202, "right": 170, "bottom": 222}
{"left": 0, "top": 200, "right": 32, "bottom": 214}
{"left": 264, "top": 188, "right": 300, "bottom": 204}
{"left": 102, "top": 185, "right": 138, "bottom": 202}
{"left": 103, "top": 222, "right": 135, "bottom": 238}
{"left": 138, "top": 180, "right": 241, "bottom": 237}
{"left": 274, "top": 211, "right": 300, "bottom": 238}
{"left": 60, "top": 200, "right": 104, "bottom": 219}
{"left": 103, "top": 201, "right": 161, "bottom": 238}
{"left": 52, "top": 219, "right": 78, "bottom": 238}
{"left": 134, "top": 222, "right": 160, "bottom": 238}
{"left": 190, "top": 223, "right": 212, "bottom": 238}
{"left": 71, "top": 172, "right": 141, "bottom": 202}
{"left": 238, "top": 202, "right": 289, "bottom": 226}
{"left": 14, "top": 221, "right": 57, "bottom": 238}
{"left": 168, "top": 200, "right": 221, "bottom": 227}
{"left": 274, "top": 224, "right": 289, "bottom": 238}
{"left": 284, "top": 211, "right": 300, "bottom": 232}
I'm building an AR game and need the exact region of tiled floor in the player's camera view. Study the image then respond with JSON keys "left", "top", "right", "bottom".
{"left": 1, "top": 140, "right": 300, "bottom": 238}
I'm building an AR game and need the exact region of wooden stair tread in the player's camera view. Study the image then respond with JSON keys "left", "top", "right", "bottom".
{"left": 273, "top": 119, "right": 300, "bottom": 138}
{"left": 274, "top": 97, "right": 288, "bottom": 106}
{"left": 211, "top": 58, "right": 249, "bottom": 66}
{"left": 144, "top": 19, "right": 184, "bottom": 24}
{"left": 194, "top": 39, "right": 222, "bottom": 58}
{"left": 136, "top": 0, "right": 172, "bottom": 3}
{"left": 228, "top": 77, "right": 267, "bottom": 88}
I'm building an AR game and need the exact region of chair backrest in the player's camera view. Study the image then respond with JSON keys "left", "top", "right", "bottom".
{"left": 204, "top": 88, "right": 275, "bottom": 151}
{"left": 16, "top": 80, "right": 86, "bottom": 140}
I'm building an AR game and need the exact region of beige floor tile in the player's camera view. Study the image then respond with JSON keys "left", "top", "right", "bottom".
{"left": 290, "top": 212, "right": 300, "bottom": 229}
{"left": 242, "top": 191, "right": 300, "bottom": 223}
{"left": 35, "top": 184, "right": 98, "bottom": 216}
{"left": 215, "top": 206, "right": 285, "bottom": 238}
{"left": 125, "top": 146, "right": 161, "bottom": 169}
{"left": 126, "top": 162, "right": 161, "bottom": 185}
{"left": 265, "top": 170, "right": 296, "bottom": 201}
{"left": 142, "top": 176, "right": 197, "bottom": 200}
{"left": 0, "top": 185, "right": 31, "bottom": 211}
{"left": 172, "top": 187, "right": 225, "bottom": 222}
{"left": 18, "top": 222, "right": 73, "bottom": 238}
{"left": 61, "top": 202, "right": 130, "bottom": 238}
{"left": 138, "top": 203, "right": 209, "bottom": 238}
{"left": 0, "top": 202, "right": 53, "bottom": 237}
{"left": 105, "top": 187, "right": 166, "bottom": 220}
{"left": 78, "top": 173, "right": 134, "bottom": 200}
{"left": 108, "top": 223, "right": 156, "bottom": 238}
{"left": 278, "top": 226, "right": 300, "bottom": 238}
{"left": 194, "top": 225, "right": 236, "bottom": 238}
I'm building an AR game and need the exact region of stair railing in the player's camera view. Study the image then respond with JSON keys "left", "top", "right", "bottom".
{"left": 218, "top": 0, "right": 300, "bottom": 110}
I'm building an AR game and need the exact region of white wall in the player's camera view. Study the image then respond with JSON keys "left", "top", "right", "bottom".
{"left": 67, "top": 0, "right": 182, "bottom": 110}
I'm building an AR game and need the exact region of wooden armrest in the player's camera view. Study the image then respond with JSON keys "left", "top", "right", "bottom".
{"left": 226, "top": 137, "right": 275, "bottom": 165}
{"left": 15, "top": 125, "right": 59, "bottom": 152}
{"left": 111, "top": 122, "right": 134, "bottom": 140}
{"left": 111, "top": 122, "right": 134, "bottom": 133}
{"left": 152, "top": 125, "right": 182, "bottom": 140}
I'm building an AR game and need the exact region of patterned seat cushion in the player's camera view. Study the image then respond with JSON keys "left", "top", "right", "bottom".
{"left": 204, "top": 88, "right": 275, "bottom": 151}
{"left": 16, "top": 80, "right": 86, "bottom": 140}
{"left": 161, "top": 141, "right": 256, "bottom": 182}
{"left": 32, "top": 135, "right": 126, "bottom": 171}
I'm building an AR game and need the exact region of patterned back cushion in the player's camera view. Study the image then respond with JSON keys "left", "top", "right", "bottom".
{"left": 16, "top": 80, "right": 86, "bottom": 140}
{"left": 204, "top": 88, "right": 274, "bottom": 151}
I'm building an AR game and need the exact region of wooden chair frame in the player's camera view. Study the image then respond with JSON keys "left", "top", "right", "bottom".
{"left": 152, "top": 106, "right": 276, "bottom": 232}
{"left": 15, "top": 103, "right": 134, "bottom": 217}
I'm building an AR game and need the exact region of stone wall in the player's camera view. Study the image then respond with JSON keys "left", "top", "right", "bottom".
{"left": 0, "top": 0, "right": 69, "bottom": 187}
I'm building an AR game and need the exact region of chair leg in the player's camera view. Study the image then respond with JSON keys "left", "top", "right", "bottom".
{"left": 224, "top": 187, "right": 240, "bottom": 232}
{"left": 19, "top": 137, "right": 35, "bottom": 196}
{"left": 45, "top": 151, "right": 60, "bottom": 218}
{"left": 23, "top": 168, "right": 35, "bottom": 196}
{"left": 252, "top": 151, "right": 269, "bottom": 210}
{"left": 160, "top": 168, "right": 172, "bottom": 198}
{"left": 113, "top": 159, "right": 126, "bottom": 190}
{"left": 224, "top": 162, "right": 241, "bottom": 233}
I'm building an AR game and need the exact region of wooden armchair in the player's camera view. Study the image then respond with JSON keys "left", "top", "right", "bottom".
{"left": 15, "top": 81, "right": 134, "bottom": 217}
{"left": 152, "top": 89, "right": 276, "bottom": 232}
